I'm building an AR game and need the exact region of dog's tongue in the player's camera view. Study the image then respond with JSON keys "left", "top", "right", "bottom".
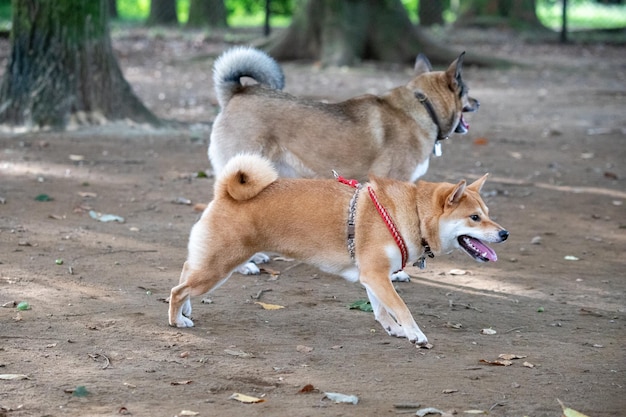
{"left": 469, "top": 237, "right": 497, "bottom": 261}
{"left": 460, "top": 114, "right": 469, "bottom": 130}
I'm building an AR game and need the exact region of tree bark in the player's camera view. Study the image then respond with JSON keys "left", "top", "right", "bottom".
{"left": 419, "top": 0, "right": 444, "bottom": 26}
{"left": 187, "top": 0, "right": 227, "bottom": 28}
{"left": 455, "top": 0, "right": 549, "bottom": 30}
{"left": 264, "top": 0, "right": 509, "bottom": 67}
{"left": 147, "top": 0, "right": 178, "bottom": 26}
{"left": 0, "top": 0, "right": 160, "bottom": 129}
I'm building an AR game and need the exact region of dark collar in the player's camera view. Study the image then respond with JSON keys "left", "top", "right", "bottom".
{"left": 415, "top": 91, "right": 448, "bottom": 141}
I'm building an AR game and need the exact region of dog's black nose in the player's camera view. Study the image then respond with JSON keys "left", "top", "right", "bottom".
{"left": 499, "top": 230, "right": 509, "bottom": 241}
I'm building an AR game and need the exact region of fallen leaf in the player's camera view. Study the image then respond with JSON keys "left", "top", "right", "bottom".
{"left": 324, "top": 392, "right": 359, "bottom": 404}
{"left": 229, "top": 392, "right": 265, "bottom": 403}
{"left": 224, "top": 349, "right": 255, "bottom": 358}
{"left": 473, "top": 137, "right": 489, "bottom": 145}
{"left": 0, "top": 374, "right": 29, "bottom": 380}
{"left": 479, "top": 359, "right": 513, "bottom": 366}
{"left": 416, "top": 407, "right": 445, "bottom": 417}
{"left": 259, "top": 267, "right": 281, "bottom": 276}
{"left": 170, "top": 380, "right": 193, "bottom": 386}
{"left": 298, "top": 384, "right": 317, "bottom": 393}
{"left": 558, "top": 399, "right": 591, "bottom": 417}
{"left": 296, "top": 345, "right": 313, "bottom": 353}
{"left": 348, "top": 299, "right": 373, "bottom": 312}
{"left": 498, "top": 353, "right": 527, "bottom": 360}
{"left": 34, "top": 194, "right": 53, "bottom": 202}
{"left": 72, "top": 385, "right": 90, "bottom": 397}
{"left": 89, "top": 210, "right": 125, "bottom": 223}
{"left": 255, "top": 301, "right": 285, "bottom": 310}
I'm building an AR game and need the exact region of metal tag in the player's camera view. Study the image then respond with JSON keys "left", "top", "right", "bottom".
{"left": 433, "top": 141, "right": 442, "bottom": 157}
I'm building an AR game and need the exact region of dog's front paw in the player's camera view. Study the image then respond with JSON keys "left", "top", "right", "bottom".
{"left": 171, "top": 316, "right": 195, "bottom": 328}
{"left": 406, "top": 329, "right": 428, "bottom": 346}
{"left": 237, "top": 261, "right": 261, "bottom": 275}
{"left": 181, "top": 299, "right": 192, "bottom": 317}
{"left": 391, "top": 270, "right": 411, "bottom": 282}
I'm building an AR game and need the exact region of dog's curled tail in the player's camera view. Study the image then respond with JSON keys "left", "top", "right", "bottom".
{"left": 213, "top": 46, "right": 285, "bottom": 108}
{"left": 215, "top": 154, "right": 278, "bottom": 201}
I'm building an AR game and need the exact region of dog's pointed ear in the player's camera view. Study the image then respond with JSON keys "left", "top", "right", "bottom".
{"left": 448, "top": 179, "right": 467, "bottom": 205}
{"left": 446, "top": 51, "right": 465, "bottom": 88}
{"left": 414, "top": 53, "right": 432, "bottom": 75}
{"left": 468, "top": 173, "right": 489, "bottom": 193}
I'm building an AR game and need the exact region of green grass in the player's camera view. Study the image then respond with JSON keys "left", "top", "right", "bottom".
{"left": 538, "top": 1, "right": 626, "bottom": 30}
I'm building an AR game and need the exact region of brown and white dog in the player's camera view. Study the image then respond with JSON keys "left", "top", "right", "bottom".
{"left": 169, "top": 154, "right": 508, "bottom": 346}
{"left": 207, "top": 46, "right": 480, "bottom": 276}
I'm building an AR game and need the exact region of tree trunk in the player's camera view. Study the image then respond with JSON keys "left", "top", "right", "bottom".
{"left": 264, "top": 0, "right": 508, "bottom": 67}
{"left": 456, "top": 0, "right": 549, "bottom": 30}
{"left": 419, "top": 0, "right": 444, "bottom": 26}
{"left": 0, "top": 0, "right": 160, "bottom": 129}
{"left": 147, "top": 0, "right": 178, "bottom": 26}
{"left": 187, "top": 0, "right": 227, "bottom": 28}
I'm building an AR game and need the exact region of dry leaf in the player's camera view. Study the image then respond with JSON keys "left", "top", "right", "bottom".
{"left": 558, "top": 399, "right": 591, "bottom": 417}
{"left": 224, "top": 349, "right": 255, "bottom": 358}
{"left": 259, "top": 267, "right": 281, "bottom": 276}
{"left": 170, "top": 380, "right": 193, "bottom": 386}
{"left": 178, "top": 411, "right": 199, "bottom": 416}
{"left": 296, "top": 345, "right": 313, "bottom": 353}
{"left": 416, "top": 407, "right": 445, "bottom": 417}
{"left": 229, "top": 392, "right": 265, "bottom": 403}
{"left": 0, "top": 374, "right": 29, "bottom": 380}
{"left": 324, "top": 392, "right": 359, "bottom": 404}
{"left": 479, "top": 359, "right": 513, "bottom": 366}
{"left": 298, "top": 384, "right": 317, "bottom": 393}
{"left": 498, "top": 353, "right": 527, "bottom": 360}
{"left": 255, "top": 301, "right": 285, "bottom": 310}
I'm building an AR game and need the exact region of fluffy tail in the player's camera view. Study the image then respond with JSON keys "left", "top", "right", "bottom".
{"left": 215, "top": 154, "right": 278, "bottom": 201}
{"left": 212, "top": 46, "right": 285, "bottom": 108}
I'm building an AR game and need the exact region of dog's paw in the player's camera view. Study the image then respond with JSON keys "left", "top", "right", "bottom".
{"left": 391, "top": 270, "right": 411, "bottom": 282}
{"left": 406, "top": 330, "right": 428, "bottom": 346}
{"left": 171, "top": 316, "right": 195, "bottom": 328}
{"left": 250, "top": 252, "right": 270, "bottom": 264}
{"left": 181, "top": 299, "right": 192, "bottom": 317}
{"left": 237, "top": 262, "right": 261, "bottom": 275}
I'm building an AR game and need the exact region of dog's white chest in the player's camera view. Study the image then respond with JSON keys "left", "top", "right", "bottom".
{"left": 410, "top": 159, "right": 430, "bottom": 182}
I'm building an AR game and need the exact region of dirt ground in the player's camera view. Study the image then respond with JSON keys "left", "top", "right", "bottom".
{"left": 1, "top": 28, "right": 624, "bottom": 417}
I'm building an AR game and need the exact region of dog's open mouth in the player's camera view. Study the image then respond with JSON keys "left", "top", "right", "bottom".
{"left": 454, "top": 114, "right": 469, "bottom": 134}
{"left": 458, "top": 235, "right": 497, "bottom": 262}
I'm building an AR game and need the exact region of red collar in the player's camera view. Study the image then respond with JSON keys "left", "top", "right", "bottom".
{"left": 335, "top": 173, "right": 408, "bottom": 269}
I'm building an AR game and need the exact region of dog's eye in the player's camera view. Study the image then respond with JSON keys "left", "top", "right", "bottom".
{"left": 470, "top": 214, "right": 480, "bottom": 222}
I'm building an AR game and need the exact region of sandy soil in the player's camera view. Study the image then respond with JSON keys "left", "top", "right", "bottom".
{"left": 1, "top": 28, "right": 625, "bottom": 417}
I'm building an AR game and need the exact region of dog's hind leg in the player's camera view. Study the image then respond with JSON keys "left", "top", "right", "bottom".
{"left": 169, "top": 222, "right": 254, "bottom": 327}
